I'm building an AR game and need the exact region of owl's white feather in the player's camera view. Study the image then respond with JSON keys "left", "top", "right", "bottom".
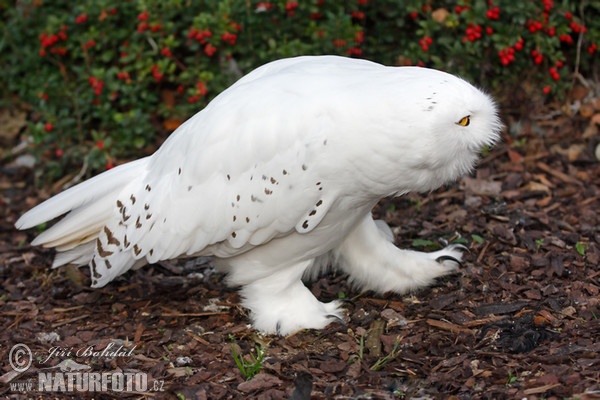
{"left": 16, "top": 56, "right": 502, "bottom": 335}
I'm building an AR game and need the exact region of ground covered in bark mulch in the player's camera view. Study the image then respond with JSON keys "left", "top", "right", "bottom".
{"left": 1, "top": 94, "right": 599, "bottom": 399}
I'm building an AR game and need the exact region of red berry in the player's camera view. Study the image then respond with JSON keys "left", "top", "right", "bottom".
{"left": 75, "top": 13, "right": 87, "bottom": 24}
{"left": 204, "top": 43, "right": 217, "bottom": 56}
{"left": 559, "top": 34, "right": 573, "bottom": 44}
{"left": 354, "top": 31, "right": 364, "bottom": 44}
{"left": 486, "top": 6, "right": 500, "bottom": 20}
{"left": 196, "top": 81, "right": 207, "bottom": 96}
{"left": 221, "top": 32, "right": 237, "bottom": 45}
{"left": 137, "top": 11, "right": 149, "bottom": 21}
{"left": 333, "top": 39, "right": 347, "bottom": 48}
{"left": 346, "top": 47, "right": 362, "bottom": 56}
{"left": 419, "top": 37, "right": 433, "bottom": 52}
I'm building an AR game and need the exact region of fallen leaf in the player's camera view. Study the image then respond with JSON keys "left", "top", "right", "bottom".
{"left": 579, "top": 102, "right": 595, "bottom": 118}
{"left": 431, "top": 8, "right": 449, "bottom": 23}
{"left": 319, "top": 360, "right": 347, "bottom": 373}
{"left": 462, "top": 177, "right": 502, "bottom": 196}
{"left": 508, "top": 148, "right": 524, "bottom": 163}
{"left": 237, "top": 373, "right": 283, "bottom": 392}
{"left": 163, "top": 119, "right": 183, "bottom": 131}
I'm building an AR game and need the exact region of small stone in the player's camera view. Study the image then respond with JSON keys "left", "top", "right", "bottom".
{"left": 175, "top": 356, "right": 193, "bottom": 366}
{"left": 37, "top": 332, "right": 61, "bottom": 344}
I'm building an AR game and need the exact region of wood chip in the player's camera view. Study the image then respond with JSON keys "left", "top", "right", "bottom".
{"left": 426, "top": 319, "right": 473, "bottom": 334}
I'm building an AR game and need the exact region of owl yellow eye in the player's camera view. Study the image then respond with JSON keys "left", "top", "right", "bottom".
{"left": 456, "top": 115, "right": 470, "bottom": 126}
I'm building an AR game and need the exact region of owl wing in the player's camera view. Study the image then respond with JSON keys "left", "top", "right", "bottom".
{"left": 92, "top": 58, "right": 352, "bottom": 285}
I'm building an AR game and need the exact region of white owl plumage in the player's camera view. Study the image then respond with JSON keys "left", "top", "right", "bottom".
{"left": 16, "top": 56, "right": 502, "bottom": 335}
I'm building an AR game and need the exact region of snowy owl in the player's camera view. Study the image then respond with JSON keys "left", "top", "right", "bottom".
{"left": 16, "top": 56, "right": 502, "bottom": 335}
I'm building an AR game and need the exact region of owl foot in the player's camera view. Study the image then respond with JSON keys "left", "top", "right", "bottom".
{"left": 241, "top": 279, "right": 345, "bottom": 336}
{"left": 435, "top": 244, "right": 468, "bottom": 267}
{"left": 431, "top": 243, "right": 466, "bottom": 269}
{"left": 333, "top": 216, "right": 466, "bottom": 294}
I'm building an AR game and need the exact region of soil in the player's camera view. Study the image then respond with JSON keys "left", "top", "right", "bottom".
{"left": 1, "top": 98, "right": 599, "bottom": 399}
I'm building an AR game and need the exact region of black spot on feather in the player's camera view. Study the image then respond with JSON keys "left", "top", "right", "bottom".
{"left": 90, "top": 259, "right": 101, "bottom": 279}
{"left": 96, "top": 239, "right": 114, "bottom": 257}
{"left": 104, "top": 226, "right": 120, "bottom": 246}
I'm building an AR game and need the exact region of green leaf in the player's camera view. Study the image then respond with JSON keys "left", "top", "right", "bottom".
{"left": 471, "top": 234, "right": 484, "bottom": 244}
{"left": 411, "top": 239, "right": 439, "bottom": 249}
{"left": 576, "top": 242, "right": 587, "bottom": 256}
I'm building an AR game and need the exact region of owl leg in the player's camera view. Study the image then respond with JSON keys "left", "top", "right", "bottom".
{"left": 333, "top": 214, "right": 463, "bottom": 294}
{"left": 236, "top": 260, "right": 344, "bottom": 335}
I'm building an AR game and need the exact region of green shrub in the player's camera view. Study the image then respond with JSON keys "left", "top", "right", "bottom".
{"left": 362, "top": 0, "right": 599, "bottom": 97}
{"left": 1, "top": 0, "right": 598, "bottom": 181}
{"left": 1, "top": 0, "right": 360, "bottom": 179}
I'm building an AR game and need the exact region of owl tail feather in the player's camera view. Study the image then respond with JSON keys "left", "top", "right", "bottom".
{"left": 15, "top": 157, "right": 150, "bottom": 268}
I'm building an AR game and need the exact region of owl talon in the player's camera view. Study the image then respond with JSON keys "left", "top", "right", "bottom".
{"left": 326, "top": 314, "right": 347, "bottom": 327}
{"left": 447, "top": 243, "right": 470, "bottom": 253}
{"left": 436, "top": 255, "right": 462, "bottom": 267}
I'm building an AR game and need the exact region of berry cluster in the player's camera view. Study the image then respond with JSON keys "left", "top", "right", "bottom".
{"left": 8, "top": 0, "right": 598, "bottom": 179}
{"left": 38, "top": 26, "right": 68, "bottom": 57}
{"left": 88, "top": 76, "right": 104, "bottom": 96}
{"left": 410, "top": 1, "right": 596, "bottom": 96}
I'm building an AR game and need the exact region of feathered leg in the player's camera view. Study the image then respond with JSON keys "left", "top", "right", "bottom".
{"left": 333, "top": 214, "right": 463, "bottom": 294}
{"left": 233, "top": 260, "right": 344, "bottom": 335}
